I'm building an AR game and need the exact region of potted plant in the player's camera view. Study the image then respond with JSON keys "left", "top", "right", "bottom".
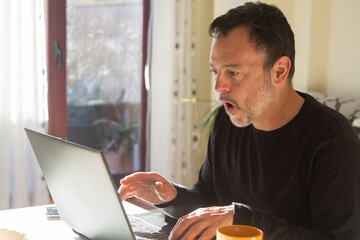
{"left": 92, "top": 107, "right": 139, "bottom": 173}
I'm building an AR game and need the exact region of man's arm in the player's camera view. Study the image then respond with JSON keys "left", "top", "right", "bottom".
{"left": 165, "top": 141, "right": 360, "bottom": 240}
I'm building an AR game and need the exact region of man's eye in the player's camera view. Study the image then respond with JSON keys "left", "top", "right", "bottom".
{"left": 230, "top": 71, "right": 239, "bottom": 76}
{"left": 210, "top": 69, "right": 217, "bottom": 75}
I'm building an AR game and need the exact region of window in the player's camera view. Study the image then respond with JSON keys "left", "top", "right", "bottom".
{"left": 45, "top": 0, "right": 149, "bottom": 187}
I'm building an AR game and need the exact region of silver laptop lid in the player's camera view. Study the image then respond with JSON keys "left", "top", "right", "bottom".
{"left": 25, "top": 128, "right": 135, "bottom": 240}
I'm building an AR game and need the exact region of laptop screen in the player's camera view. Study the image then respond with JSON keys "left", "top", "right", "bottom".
{"left": 25, "top": 128, "right": 135, "bottom": 239}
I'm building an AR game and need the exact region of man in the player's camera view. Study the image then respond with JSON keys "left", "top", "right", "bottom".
{"left": 119, "top": 2, "right": 360, "bottom": 239}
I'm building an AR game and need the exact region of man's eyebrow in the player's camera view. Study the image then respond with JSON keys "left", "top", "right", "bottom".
{"left": 209, "top": 63, "right": 241, "bottom": 68}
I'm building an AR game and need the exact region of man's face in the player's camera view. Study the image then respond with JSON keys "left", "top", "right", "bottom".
{"left": 209, "top": 27, "right": 274, "bottom": 128}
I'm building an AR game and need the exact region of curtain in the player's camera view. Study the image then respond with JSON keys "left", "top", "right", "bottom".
{"left": 150, "top": 0, "right": 202, "bottom": 188}
{"left": 170, "top": 0, "right": 201, "bottom": 187}
{"left": 0, "top": 0, "right": 50, "bottom": 210}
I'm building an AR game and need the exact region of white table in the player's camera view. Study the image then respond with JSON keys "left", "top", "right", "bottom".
{"left": 0, "top": 199, "right": 153, "bottom": 240}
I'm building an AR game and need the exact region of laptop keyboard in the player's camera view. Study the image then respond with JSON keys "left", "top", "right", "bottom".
{"left": 128, "top": 214, "right": 170, "bottom": 240}
{"left": 128, "top": 212, "right": 206, "bottom": 240}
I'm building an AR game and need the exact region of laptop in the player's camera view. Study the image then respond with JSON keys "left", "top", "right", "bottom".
{"left": 25, "top": 128, "right": 176, "bottom": 240}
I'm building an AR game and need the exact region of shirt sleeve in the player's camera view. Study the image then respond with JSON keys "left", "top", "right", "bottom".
{"left": 233, "top": 140, "right": 360, "bottom": 240}
{"left": 155, "top": 182, "right": 219, "bottom": 219}
{"left": 155, "top": 143, "right": 219, "bottom": 219}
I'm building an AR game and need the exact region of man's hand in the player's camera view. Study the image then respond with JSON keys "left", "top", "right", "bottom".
{"left": 169, "top": 205, "right": 234, "bottom": 240}
{"left": 118, "top": 172, "right": 177, "bottom": 205}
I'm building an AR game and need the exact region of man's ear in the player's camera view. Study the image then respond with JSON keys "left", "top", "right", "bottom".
{"left": 272, "top": 56, "right": 291, "bottom": 84}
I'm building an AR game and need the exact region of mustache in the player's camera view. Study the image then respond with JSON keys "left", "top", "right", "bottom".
{"left": 219, "top": 94, "right": 240, "bottom": 109}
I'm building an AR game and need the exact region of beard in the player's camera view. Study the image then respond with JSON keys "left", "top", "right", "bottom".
{"left": 220, "top": 75, "right": 274, "bottom": 128}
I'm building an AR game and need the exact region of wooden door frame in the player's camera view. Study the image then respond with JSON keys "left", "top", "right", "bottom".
{"left": 45, "top": 0, "right": 67, "bottom": 139}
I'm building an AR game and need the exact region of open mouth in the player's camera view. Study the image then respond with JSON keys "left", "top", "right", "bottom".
{"left": 224, "top": 101, "right": 235, "bottom": 113}
{"left": 225, "top": 102, "right": 234, "bottom": 110}
{"left": 219, "top": 94, "right": 238, "bottom": 114}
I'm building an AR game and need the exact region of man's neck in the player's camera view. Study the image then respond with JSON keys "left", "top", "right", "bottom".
{"left": 253, "top": 89, "right": 305, "bottom": 131}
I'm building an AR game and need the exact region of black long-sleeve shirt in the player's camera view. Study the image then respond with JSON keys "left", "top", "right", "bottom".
{"left": 158, "top": 92, "right": 360, "bottom": 239}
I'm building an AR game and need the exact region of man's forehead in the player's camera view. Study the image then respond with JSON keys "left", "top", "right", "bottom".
{"left": 209, "top": 46, "right": 262, "bottom": 69}
{"left": 211, "top": 29, "right": 256, "bottom": 56}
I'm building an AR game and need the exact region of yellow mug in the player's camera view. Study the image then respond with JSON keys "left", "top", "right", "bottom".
{"left": 217, "top": 225, "right": 263, "bottom": 240}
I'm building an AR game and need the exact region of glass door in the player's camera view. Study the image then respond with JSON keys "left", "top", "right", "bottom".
{"left": 65, "top": 0, "right": 144, "bottom": 175}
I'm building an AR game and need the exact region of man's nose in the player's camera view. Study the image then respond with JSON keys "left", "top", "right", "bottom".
{"left": 214, "top": 74, "right": 230, "bottom": 93}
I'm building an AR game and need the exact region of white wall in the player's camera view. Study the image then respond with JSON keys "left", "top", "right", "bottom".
{"left": 213, "top": 0, "right": 360, "bottom": 98}
{"left": 325, "top": 0, "right": 360, "bottom": 98}
{"left": 191, "top": 0, "right": 215, "bottom": 176}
